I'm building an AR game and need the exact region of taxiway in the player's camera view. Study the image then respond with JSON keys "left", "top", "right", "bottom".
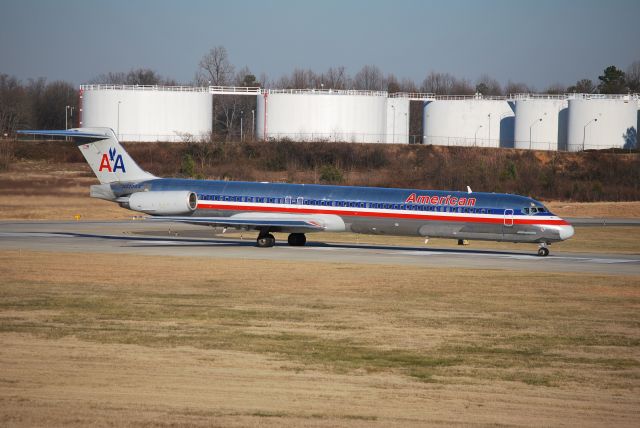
{"left": 1, "top": 220, "right": 638, "bottom": 275}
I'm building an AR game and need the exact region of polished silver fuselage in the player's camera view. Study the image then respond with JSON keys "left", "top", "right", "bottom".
{"left": 112, "top": 178, "right": 574, "bottom": 244}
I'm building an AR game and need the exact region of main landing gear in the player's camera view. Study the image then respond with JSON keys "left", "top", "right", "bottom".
{"left": 255, "top": 231, "right": 307, "bottom": 248}
{"left": 537, "top": 243, "right": 550, "bottom": 257}
{"left": 256, "top": 229, "right": 276, "bottom": 248}
{"left": 287, "top": 233, "right": 307, "bottom": 246}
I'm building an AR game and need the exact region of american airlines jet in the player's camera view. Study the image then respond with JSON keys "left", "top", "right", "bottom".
{"left": 18, "top": 128, "right": 574, "bottom": 256}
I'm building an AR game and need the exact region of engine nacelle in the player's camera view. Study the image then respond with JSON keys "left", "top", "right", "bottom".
{"left": 127, "top": 191, "right": 197, "bottom": 215}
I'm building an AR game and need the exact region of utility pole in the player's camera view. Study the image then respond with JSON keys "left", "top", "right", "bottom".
{"left": 529, "top": 117, "right": 543, "bottom": 150}
{"left": 117, "top": 101, "right": 122, "bottom": 139}
{"left": 474, "top": 125, "right": 483, "bottom": 146}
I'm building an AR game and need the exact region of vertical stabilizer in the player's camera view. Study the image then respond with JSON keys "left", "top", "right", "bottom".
{"left": 18, "top": 127, "right": 156, "bottom": 184}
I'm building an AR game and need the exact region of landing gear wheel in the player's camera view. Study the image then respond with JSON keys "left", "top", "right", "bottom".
{"left": 537, "top": 247, "right": 549, "bottom": 257}
{"left": 256, "top": 233, "right": 276, "bottom": 248}
{"left": 288, "top": 233, "right": 307, "bottom": 246}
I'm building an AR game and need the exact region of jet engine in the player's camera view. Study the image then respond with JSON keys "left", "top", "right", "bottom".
{"left": 126, "top": 191, "right": 197, "bottom": 215}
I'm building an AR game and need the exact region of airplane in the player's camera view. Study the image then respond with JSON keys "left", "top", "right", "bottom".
{"left": 18, "top": 128, "right": 574, "bottom": 256}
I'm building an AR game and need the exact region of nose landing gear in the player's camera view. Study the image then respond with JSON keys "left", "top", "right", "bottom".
{"left": 537, "top": 243, "right": 549, "bottom": 257}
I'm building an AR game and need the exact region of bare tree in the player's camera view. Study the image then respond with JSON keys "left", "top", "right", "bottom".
{"left": 544, "top": 83, "right": 566, "bottom": 94}
{"left": 504, "top": 81, "right": 534, "bottom": 95}
{"left": 421, "top": 72, "right": 456, "bottom": 94}
{"left": 475, "top": 74, "right": 502, "bottom": 95}
{"left": 91, "top": 68, "right": 174, "bottom": 86}
{"left": 399, "top": 77, "right": 418, "bottom": 93}
{"left": 321, "top": 66, "right": 349, "bottom": 90}
{"left": 125, "top": 68, "right": 166, "bottom": 85}
{"left": 276, "top": 68, "right": 324, "bottom": 89}
{"left": 567, "top": 78, "right": 596, "bottom": 93}
{"left": 90, "top": 71, "right": 127, "bottom": 84}
{"left": 30, "top": 80, "right": 77, "bottom": 129}
{"left": 0, "top": 74, "right": 30, "bottom": 135}
{"left": 626, "top": 60, "right": 640, "bottom": 92}
{"left": 197, "top": 46, "right": 235, "bottom": 86}
{"left": 353, "top": 65, "right": 384, "bottom": 91}
{"left": 258, "top": 72, "right": 270, "bottom": 89}
{"left": 451, "top": 78, "right": 475, "bottom": 95}
{"left": 292, "top": 68, "right": 318, "bottom": 88}
{"left": 385, "top": 73, "right": 400, "bottom": 93}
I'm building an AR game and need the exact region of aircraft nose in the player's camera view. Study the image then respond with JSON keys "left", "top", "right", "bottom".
{"left": 559, "top": 224, "right": 575, "bottom": 240}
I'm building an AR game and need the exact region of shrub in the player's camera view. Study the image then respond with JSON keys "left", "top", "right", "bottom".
{"left": 180, "top": 153, "right": 195, "bottom": 177}
{"left": 0, "top": 140, "right": 14, "bottom": 171}
{"left": 319, "top": 164, "right": 344, "bottom": 184}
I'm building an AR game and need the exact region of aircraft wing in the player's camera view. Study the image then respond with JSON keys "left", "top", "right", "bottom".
{"left": 147, "top": 215, "right": 326, "bottom": 231}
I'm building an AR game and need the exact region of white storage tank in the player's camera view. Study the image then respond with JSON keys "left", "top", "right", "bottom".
{"left": 567, "top": 96, "right": 638, "bottom": 151}
{"left": 386, "top": 98, "right": 410, "bottom": 144}
{"left": 80, "top": 85, "right": 212, "bottom": 142}
{"left": 422, "top": 98, "right": 515, "bottom": 147}
{"left": 514, "top": 98, "right": 568, "bottom": 151}
{"left": 256, "top": 90, "right": 388, "bottom": 143}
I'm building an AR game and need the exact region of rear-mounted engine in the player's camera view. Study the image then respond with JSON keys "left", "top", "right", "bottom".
{"left": 126, "top": 191, "right": 197, "bottom": 215}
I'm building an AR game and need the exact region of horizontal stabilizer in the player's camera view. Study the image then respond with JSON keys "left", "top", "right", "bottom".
{"left": 17, "top": 129, "right": 111, "bottom": 139}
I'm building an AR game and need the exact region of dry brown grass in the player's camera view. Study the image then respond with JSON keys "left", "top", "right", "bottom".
{"left": 547, "top": 201, "right": 640, "bottom": 218}
{"left": 1, "top": 250, "right": 639, "bottom": 426}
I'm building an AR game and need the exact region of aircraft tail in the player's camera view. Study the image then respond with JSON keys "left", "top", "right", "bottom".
{"left": 17, "top": 128, "right": 156, "bottom": 184}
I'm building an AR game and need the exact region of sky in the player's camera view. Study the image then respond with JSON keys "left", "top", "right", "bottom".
{"left": 1, "top": 0, "right": 639, "bottom": 90}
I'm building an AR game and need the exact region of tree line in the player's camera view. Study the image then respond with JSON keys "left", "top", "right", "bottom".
{"left": 1, "top": 46, "right": 639, "bottom": 139}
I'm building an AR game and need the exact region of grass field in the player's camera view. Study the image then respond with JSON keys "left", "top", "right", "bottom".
{"left": 0, "top": 251, "right": 639, "bottom": 426}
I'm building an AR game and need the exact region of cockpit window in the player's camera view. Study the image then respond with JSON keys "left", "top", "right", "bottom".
{"left": 523, "top": 207, "right": 530, "bottom": 214}
{"left": 527, "top": 206, "right": 548, "bottom": 214}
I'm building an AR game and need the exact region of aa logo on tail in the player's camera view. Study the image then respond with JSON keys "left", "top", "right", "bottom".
{"left": 99, "top": 147, "right": 126, "bottom": 173}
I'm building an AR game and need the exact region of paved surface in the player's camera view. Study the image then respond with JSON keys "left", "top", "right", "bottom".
{"left": 1, "top": 220, "right": 639, "bottom": 275}
{"left": 566, "top": 217, "right": 640, "bottom": 226}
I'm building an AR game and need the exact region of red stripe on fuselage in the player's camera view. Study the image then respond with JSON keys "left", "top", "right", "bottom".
{"left": 196, "top": 203, "right": 570, "bottom": 226}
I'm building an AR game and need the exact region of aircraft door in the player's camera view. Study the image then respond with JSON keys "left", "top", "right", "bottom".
{"left": 504, "top": 209, "right": 514, "bottom": 227}
{"left": 502, "top": 208, "right": 514, "bottom": 239}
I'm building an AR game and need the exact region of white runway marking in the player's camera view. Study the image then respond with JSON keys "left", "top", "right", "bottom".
{"left": 291, "top": 244, "right": 639, "bottom": 265}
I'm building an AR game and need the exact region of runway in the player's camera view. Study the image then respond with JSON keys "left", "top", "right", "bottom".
{"left": 1, "top": 220, "right": 639, "bottom": 275}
